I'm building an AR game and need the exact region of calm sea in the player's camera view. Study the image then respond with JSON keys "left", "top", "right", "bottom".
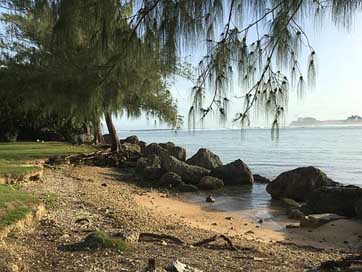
{"left": 120, "top": 127, "right": 362, "bottom": 225}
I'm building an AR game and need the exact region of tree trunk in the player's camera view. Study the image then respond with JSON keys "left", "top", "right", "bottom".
{"left": 93, "top": 118, "right": 104, "bottom": 145}
{"left": 104, "top": 112, "right": 121, "bottom": 152}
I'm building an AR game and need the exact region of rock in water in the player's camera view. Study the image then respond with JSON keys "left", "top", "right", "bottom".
{"left": 210, "top": 159, "right": 253, "bottom": 186}
{"left": 355, "top": 198, "right": 362, "bottom": 219}
{"left": 266, "top": 166, "right": 338, "bottom": 201}
{"left": 162, "top": 155, "right": 210, "bottom": 184}
{"left": 159, "top": 172, "right": 183, "bottom": 187}
{"left": 186, "top": 148, "right": 222, "bottom": 169}
{"left": 253, "top": 174, "right": 270, "bottom": 184}
{"left": 300, "top": 213, "right": 346, "bottom": 228}
{"left": 198, "top": 176, "right": 224, "bottom": 190}
{"left": 206, "top": 195, "right": 215, "bottom": 203}
{"left": 306, "top": 185, "right": 362, "bottom": 217}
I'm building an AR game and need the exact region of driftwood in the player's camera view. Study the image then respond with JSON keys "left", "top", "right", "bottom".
{"left": 138, "top": 233, "right": 185, "bottom": 245}
{"left": 193, "top": 234, "right": 237, "bottom": 251}
{"left": 138, "top": 232, "right": 237, "bottom": 251}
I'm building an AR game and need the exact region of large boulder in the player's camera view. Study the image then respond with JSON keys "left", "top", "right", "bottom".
{"left": 159, "top": 172, "right": 183, "bottom": 187}
{"left": 144, "top": 142, "right": 186, "bottom": 161}
{"left": 121, "top": 135, "right": 139, "bottom": 145}
{"left": 210, "top": 159, "right": 253, "bottom": 186}
{"left": 186, "top": 148, "right": 222, "bottom": 169}
{"left": 198, "top": 176, "right": 224, "bottom": 190}
{"left": 121, "top": 143, "right": 141, "bottom": 161}
{"left": 355, "top": 198, "right": 362, "bottom": 219}
{"left": 162, "top": 155, "right": 210, "bottom": 185}
{"left": 306, "top": 185, "right": 362, "bottom": 217}
{"left": 266, "top": 166, "right": 338, "bottom": 201}
{"left": 136, "top": 154, "right": 163, "bottom": 180}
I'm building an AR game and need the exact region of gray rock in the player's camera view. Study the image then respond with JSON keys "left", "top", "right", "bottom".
{"left": 144, "top": 142, "right": 186, "bottom": 161}
{"left": 121, "top": 143, "right": 141, "bottom": 161}
{"left": 163, "top": 155, "right": 210, "bottom": 184}
{"left": 210, "top": 159, "right": 253, "bottom": 186}
{"left": 300, "top": 213, "right": 346, "bottom": 228}
{"left": 144, "top": 143, "right": 168, "bottom": 158}
{"left": 136, "top": 155, "right": 163, "bottom": 180}
{"left": 102, "top": 134, "right": 112, "bottom": 145}
{"left": 198, "top": 176, "right": 224, "bottom": 190}
{"left": 160, "top": 142, "right": 186, "bottom": 161}
{"left": 355, "top": 198, "right": 362, "bottom": 219}
{"left": 206, "top": 195, "right": 216, "bottom": 203}
{"left": 186, "top": 148, "right": 222, "bottom": 169}
{"left": 122, "top": 135, "right": 139, "bottom": 145}
{"left": 306, "top": 185, "right": 362, "bottom": 217}
{"left": 177, "top": 183, "right": 199, "bottom": 192}
{"left": 166, "top": 260, "right": 202, "bottom": 272}
{"left": 159, "top": 172, "right": 183, "bottom": 187}
{"left": 253, "top": 174, "right": 270, "bottom": 184}
{"left": 266, "top": 166, "right": 338, "bottom": 201}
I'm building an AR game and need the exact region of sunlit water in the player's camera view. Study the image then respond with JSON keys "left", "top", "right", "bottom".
{"left": 120, "top": 127, "right": 362, "bottom": 228}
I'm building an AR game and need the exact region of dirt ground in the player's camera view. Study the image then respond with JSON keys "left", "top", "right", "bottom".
{"left": 0, "top": 165, "right": 360, "bottom": 272}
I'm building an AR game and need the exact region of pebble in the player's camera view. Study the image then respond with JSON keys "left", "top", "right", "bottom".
{"left": 206, "top": 196, "right": 215, "bottom": 203}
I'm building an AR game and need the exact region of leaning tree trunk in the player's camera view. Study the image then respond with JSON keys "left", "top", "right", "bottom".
{"left": 104, "top": 112, "right": 121, "bottom": 152}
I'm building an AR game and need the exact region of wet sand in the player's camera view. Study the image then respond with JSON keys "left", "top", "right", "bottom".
{"left": 136, "top": 189, "right": 362, "bottom": 251}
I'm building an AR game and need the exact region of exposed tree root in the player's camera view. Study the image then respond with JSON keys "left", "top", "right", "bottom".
{"left": 193, "top": 234, "right": 237, "bottom": 251}
{"left": 138, "top": 233, "right": 237, "bottom": 251}
{"left": 138, "top": 233, "right": 185, "bottom": 245}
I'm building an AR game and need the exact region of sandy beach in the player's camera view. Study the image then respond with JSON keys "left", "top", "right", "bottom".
{"left": 1, "top": 164, "right": 361, "bottom": 271}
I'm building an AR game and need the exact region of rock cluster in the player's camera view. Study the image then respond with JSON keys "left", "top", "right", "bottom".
{"left": 266, "top": 165, "right": 362, "bottom": 220}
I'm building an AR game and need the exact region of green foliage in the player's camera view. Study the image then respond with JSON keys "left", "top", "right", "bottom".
{"left": 0, "top": 184, "right": 38, "bottom": 227}
{"left": 61, "top": 231, "right": 128, "bottom": 252}
{"left": 1, "top": 0, "right": 360, "bottom": 134}
{"left": 0, "top": 0, "right": 179, "bottom": 134}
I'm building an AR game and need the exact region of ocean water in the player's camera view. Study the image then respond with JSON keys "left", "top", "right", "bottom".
{"left": 121, "top": 126, "right": 362, "bottom": 185}
{"left": 120, "top": 127, "right": 362, "bottom": 226}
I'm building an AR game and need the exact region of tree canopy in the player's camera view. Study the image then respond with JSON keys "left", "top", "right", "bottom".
{"left": 1, "top": 0, "right": 361, "bottom": 141}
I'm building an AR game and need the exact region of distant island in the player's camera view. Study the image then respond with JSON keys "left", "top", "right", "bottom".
{"left": 290, "top": 115, "right": 362, "bottom": 127}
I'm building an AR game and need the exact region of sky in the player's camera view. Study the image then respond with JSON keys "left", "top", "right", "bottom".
{"left": 114, "top": 10, "right": 362, "bottom": 130}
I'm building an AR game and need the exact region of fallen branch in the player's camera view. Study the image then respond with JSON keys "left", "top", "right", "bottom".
{"left": 193, "top": 234, "right": 237, "bottom": 251}
{"left": 138, "top": 233, "right": 185, "bottom": 245}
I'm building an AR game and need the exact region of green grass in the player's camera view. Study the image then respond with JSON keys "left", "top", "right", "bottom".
{"left": 0, "top": 184, "right": 38, "bottom": 227}
{"left": 0, "top": 142, "right": 96, "bottom": 176}
{"left": 61, "top": 231, "right": 128, "bottom": 252}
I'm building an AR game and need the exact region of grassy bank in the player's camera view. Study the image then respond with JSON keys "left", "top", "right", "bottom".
{"left": 0, "top": 142, "right": 96, "bottom": 227}
{"left": 0, "top": 184, "right": 38, "bottom": 227}
{"left": 0, "top": 142, "right": 96, "bottom": 176}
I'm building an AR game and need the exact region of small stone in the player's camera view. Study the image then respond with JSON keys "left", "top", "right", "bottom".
{"left": 225, "top": 216, "right": 233, "bottom": 220}
{"left": 101, "top": 183, "right": 107, "bottom": 187}
{"left": 258, "top": 219, "right": 263, "bottom": 224}
{"left": 206, "top": 195, "right": 215, "bottom": 203}
{"left": 161, "top": 241, "right": 168, "bottom": 246}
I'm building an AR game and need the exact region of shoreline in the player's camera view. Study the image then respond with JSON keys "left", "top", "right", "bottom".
{"left": 135, "top": 186, "right": 362, "bottom": 251}
{"left": 2, "top": 164, "right": 361, "bottom": 271}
